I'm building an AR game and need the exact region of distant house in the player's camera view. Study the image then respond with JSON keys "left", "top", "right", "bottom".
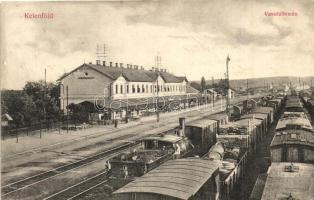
{"left": 205, "top": 88, "right": 218, "bottom": 101}
{"left": 1, "top": 114, "right": 13, "bottom": 127}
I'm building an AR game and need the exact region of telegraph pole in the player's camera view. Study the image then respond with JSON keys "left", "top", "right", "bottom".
{"left": 247, "top": 79, "right": 249, "bottom": 101}
{"left": 66, "top": 85, "right": 69, "bottom": 133}
{"left": 226, "top": 55, "right": 230, "bottom": 115}
{"left": 155, "top": 53, "right": 162, "bottom": 123}
{"left": 44, "top": 68, "right": 47, "bottom": 132}
{"left": 212, "top": 76, "right": 215, "bottom": 107}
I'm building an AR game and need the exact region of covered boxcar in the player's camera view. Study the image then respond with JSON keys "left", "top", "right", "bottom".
{"left": 275, "top": 114, "right": 313, "bottom": 131}
{"left": 285, "top": 96, "right": 304, "bottom": 112}
{"left": 185, "top": 118, "right": 218, "bottom": 156}
{"left": 113, "top": 158, "right": 221, "bottom": 200}
{"left": 270, "top": 129, "right": 314, "bottom": 163}
{"left": 240, "top": 113, "right": 269, "bottom": 135}
{"left": 250, "top": 162, "right": 314, "bottom": 200}
{"left": 252, "top": 107, "right": 274, "bottom": 126}
{"left": 206, "top": 112, "right": 229, "bottom": 127}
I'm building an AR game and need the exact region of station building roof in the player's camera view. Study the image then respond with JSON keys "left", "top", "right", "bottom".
{"left": 114, "top": 158, "right": 220, "bottom": 200}
{"left": 261, "top": 162, "right": 314, "bottom": 200}
{"left": 58, "top": 63, "right": 186, "bottom": 83}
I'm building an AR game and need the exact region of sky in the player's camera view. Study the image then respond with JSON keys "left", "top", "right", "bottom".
{"left": 1, "top": 0, "right": 314, "bottom": 89}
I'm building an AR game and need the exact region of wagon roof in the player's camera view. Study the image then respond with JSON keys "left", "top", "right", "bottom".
{"left": 261, "top": 162, "right": 314, "bottom": 200}
{"left": 275, "top": 117, "right": 313, "bottom": 131}
{"left": 205, "top": 112, "right": 228, "bottom": 121}
{"left": 240, "top": 113, "right": 268, "bottom": 120}
{"left": 252, "top": 107, "right": 274, "bottom": 114}
{"left": 114, "top": 158, "right": 220, "bottom": 200}
{"left": 186, "top": 118, "right": 217, "bottom": 128}
{"left": 236, "top": 118, "right": 263, "bottom": 126}
{"left": 270, "top": 129, "right": 314, "bottom": 147}
{"left": 142, "top": 134, "right": 182, "bottom": 143}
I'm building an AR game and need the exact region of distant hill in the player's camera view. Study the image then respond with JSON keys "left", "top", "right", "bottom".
{"left": 192, "top": 76, "right": 314, "bottom": 90}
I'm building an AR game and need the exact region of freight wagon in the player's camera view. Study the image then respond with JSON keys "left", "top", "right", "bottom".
{"left": 204, "top": 142, "right": 248, "bottom": 200}
{"left": 113, "top": 158, "right": 221, "bottom": 200}
{"left": 185, "top": 118, "right": 218, "bottom": 156}
{"left": 250, "top": 162, "right": 314, "bottom": 200}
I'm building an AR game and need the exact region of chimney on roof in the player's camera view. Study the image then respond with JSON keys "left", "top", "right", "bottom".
{"left": 130, "top": 64, "right": 133, "bottom": 69}
{"left": 164, "top": 69, "right": 167, "bottom": 72}
{"left": 115, "top": 63, "right": 119, "bottom": 68}
{"left": 135, "top": 65, "right": 138, "bottom": 70}
{"left": 140, "top": 66, "right": 144, "bottom": 70}
{"left": 96, "top": 60, "right": 101, "bottom": 65}
{"left": 120, "top": 63, "right": 123, "bottom": 68}
{"left": 110, "top": 62, "right": 113, "bottom": 67}
{"left": 102, "top": 61, "right": 106, "bottom": 67}
{"left": 152, "top": 67, "right": 155, "bottom": 71}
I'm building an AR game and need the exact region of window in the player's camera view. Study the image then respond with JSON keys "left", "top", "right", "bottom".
{"left": 150, "top": 85, "right": 153, "bottom": 93}
{"left": 126, "top": 85, "right": 129, "bottom": 93}
{"left": 142, "top": 84, "right": 145, "bottom": 93}
{"left": 137, "top": 85, "right": 140, "bottom": 93}
{"left": 146, "top": 85, "right": 148, "bottom": 93}
{"left": 132, "top": 85, "right": 135, "bottom": 93}
{"left": 115, "top": 84, "right": 118, "bottom": 94}
{"left": 120, "top": 85, "right": 123, "bottom": 94}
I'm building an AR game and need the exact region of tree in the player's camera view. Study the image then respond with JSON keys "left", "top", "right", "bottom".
{"left": 23, "top": 81, "right": 60, "bottom": 120}
{"left": 201, "top": 77, "right": 206, "bottom": 92}
{"left": 1, "top": 80, "right": 61, "bottom": 128}
{"left": 1, "top": 90, "right": 35, "bottom": 127}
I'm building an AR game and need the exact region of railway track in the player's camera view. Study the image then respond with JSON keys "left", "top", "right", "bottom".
{"left": 44, "top": 171, "right": 110, "bottom": 200}
{"left": 1, "top": 142, "right": 136, "bottom": 197}
{"left": 1, "top": 95, "right": 263, "bottom": 199}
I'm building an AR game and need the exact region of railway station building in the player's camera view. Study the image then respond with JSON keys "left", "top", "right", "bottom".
{"left": 57, "top": 60, "right": 208, "bottom": 122}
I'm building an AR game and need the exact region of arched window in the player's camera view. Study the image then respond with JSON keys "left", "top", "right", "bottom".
{"left": 146, "top": 85, "right": 148, "bottom": 93}
{"left": 115, "top": 84, "right": 118, "bottom": 94}
{"left": 142, "top": 84, "right": 145, "bottom": 93}
{"left": 126, "top": 85, "right": 129, "bottom": 93}
{"left": 120, "top": 85, "right": 123, "bottom": 94}
{"left": 137, "top": 85, "right": 140, "bottom": 93}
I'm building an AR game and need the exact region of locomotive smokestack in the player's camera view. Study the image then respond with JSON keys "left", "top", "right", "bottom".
{"left": 179, "top": 117, "right": 185, "bottom": 137}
